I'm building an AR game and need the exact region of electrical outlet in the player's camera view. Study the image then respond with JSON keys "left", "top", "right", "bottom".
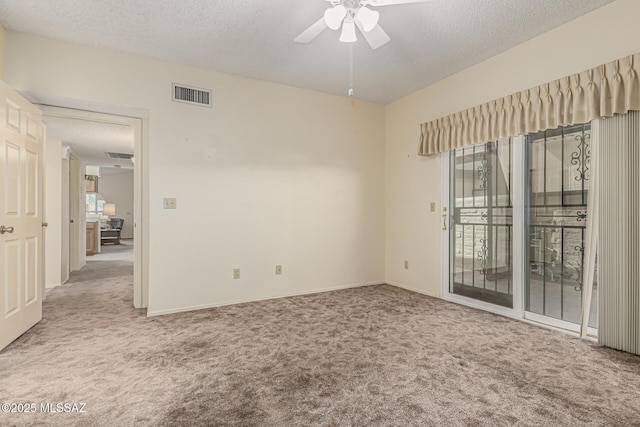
{"left": 233, "top": 268, "right": 240, "bottom": 279}
{"left": 430, "top": 202, "right": 436, "bottom": 212}
{"left": 404, "top": 260, "right": 409, "bottom": 270}
{"left": 275, "top": 265, "right": 282, "bottom": 275}
{"left": 163, "top": 198, "right": 177, "bottom": 209}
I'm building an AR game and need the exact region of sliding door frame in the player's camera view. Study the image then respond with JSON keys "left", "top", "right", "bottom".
{"left": 441, "top": 132, "right": 598, "bottom": 338}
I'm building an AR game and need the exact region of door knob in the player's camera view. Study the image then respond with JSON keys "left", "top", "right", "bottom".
{"left": 42, "top": 222, "right": 49, "bottom": 227}
{"left": 0, "top": 225, "right": 15, "bottom": 234}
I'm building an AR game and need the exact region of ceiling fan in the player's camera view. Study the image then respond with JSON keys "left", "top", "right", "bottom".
{"left": 295, "top": 0, "right": 432, "bottom": 50}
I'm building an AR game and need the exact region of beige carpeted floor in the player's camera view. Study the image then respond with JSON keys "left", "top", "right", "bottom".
{"left": 89, "top": 238, "right": 133, "bottom": 262}
{"left": 1, "top": 257, "right": 639, "bottom": 426}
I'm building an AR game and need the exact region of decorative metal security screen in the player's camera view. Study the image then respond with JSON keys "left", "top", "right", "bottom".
{"left": 449, "top": 139, "right": 513, "bottom": 308}
{"left": 526, "top": 123, "right": 597, "bottom": 326}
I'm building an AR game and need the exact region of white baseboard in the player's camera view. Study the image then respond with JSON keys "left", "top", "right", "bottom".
{"left": 146, "top": 281, "right": 383, "bottom": 317}
{"left": 385, "top": 281, "right": 440, "bottom": 298}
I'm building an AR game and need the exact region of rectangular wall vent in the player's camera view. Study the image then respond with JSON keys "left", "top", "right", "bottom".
{"left": 106, "top": 152, "right": 134, "bottom": 160}
{"left": 172, "top": 83, "right": 212, "bottom": 107}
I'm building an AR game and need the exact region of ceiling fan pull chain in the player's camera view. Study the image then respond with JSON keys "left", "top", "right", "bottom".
{"left": 348, "top": 44, "right": 354, "bottom": 97}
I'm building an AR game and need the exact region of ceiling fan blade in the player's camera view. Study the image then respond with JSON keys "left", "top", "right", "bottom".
{"left": 355, "top": 19, "right": 390, "bottom": 49}
{"left": 366, "top": 0, "right": 433, "bottom": 6}
{"left": 294, "top": 17, "right": 328, "bottom": 44}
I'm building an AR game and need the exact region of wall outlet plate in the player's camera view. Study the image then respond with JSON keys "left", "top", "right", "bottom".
{"left": 430, "top": 202, "right": 436, "bottom": 212}
{"left": 275, "top": 265, "right": 282, "bottom": 275}
{"left": 233, "top": 268, "right": 240, "bottom": 279}
{"left": 163, "top": 198, "right": 177, "bottom": 209}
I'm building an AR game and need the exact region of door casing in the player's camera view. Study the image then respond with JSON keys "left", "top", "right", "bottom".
{"left": 40, "top": 106, "right": 148, "bottom": 309}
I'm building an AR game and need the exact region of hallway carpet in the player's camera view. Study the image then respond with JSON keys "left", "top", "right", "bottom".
{"left": 1, "top": 261, "right": 639, "bottom": 426}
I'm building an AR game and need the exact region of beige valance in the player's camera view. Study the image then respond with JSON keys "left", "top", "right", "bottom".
{"left": 418, "top": 53, "right": 640, "bottom": 156}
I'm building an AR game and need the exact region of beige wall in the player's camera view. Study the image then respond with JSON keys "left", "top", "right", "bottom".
{"left": 384, "top": 0, "right": 640, "bottom": 297}
{"left": 4, "top": 32, "right": 386, "bottom": 315}
{"left": 99, "top": 170, "right": 134, "bottom": 239}
{"left": 0, "top": 26, "right": 4, "bottom": 79}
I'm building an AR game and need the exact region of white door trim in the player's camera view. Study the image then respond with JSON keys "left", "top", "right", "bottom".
{"left": 511, "top": 135, "right": 526, "bottom": 316}
{"left": 61, "top": 154, "right": 70, "bottom": 284}
{"left": 68, "top": 151, "right": 82, "bottom": 272}
{"left": 39, "top": 105, "right": 148, "bottom": 309}
{"left": 440, "top": 151, "right": 450, "bottom": 303}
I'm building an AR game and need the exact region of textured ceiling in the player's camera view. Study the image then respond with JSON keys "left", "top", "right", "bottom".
{"left": 44, "top": 116, "right": 134, "bottom": 169}
{"left": 0, "top": 0, "right": 614, "bottom": 104}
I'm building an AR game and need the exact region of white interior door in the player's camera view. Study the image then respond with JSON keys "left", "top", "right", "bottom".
{"left": 0, "top": 81, "right": 44, "bottom": 351}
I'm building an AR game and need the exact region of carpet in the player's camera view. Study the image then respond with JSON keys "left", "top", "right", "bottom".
{"left": 1, "top": 260, "right": 639, "bottom": 426}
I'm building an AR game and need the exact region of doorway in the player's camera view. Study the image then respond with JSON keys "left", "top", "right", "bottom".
{"left": 41, "top": 106, "right": 147, "bottom": 309}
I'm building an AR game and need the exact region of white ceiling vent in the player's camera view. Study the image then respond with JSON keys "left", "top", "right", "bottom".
{"left": 106, "top": 152, "right": 134, "bottom": 160}
{"left": 172, "top": 83, "right": 212, "bottom": 107}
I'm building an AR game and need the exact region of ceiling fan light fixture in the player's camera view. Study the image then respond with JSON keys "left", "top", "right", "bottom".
{"left": 356, "top": 6, "right": 379, "bottom": 32}
{"left": 339, "top": 21, "right": 357, "bottom": 43}
{"left": 324, "top": 5, "right": 347, "bottom": 30}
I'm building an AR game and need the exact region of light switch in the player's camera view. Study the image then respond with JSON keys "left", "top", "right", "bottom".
{"left": 163, "top": 198, "right": 177, "bottom": 209}
{"left": 430, "top": 202, "right": 436, "bottom": 212}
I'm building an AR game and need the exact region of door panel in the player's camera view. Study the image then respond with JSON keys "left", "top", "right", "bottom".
{"left": 4, "top": 141, "right": 20, "bottom": 216}
{"left": 449, "top": 139, "right": 514, "bottom": 308}
{"left": 26, "top": 117, "right": 38, "bottom": 140}
{"left": 25, "top": 150, "right": 38, "bottom": 216}
{"left": 0, "top": 82, "right": 44, "bottom": 351}
{"left": 6, "top": 100, "right": 20, "bottom": 131}
{"left": 526, "top": 123, "right": 596, "bottom": 327}
{"left": 4, "top": 239, "right": 20, "bottom": 316}
{"left": 25, "top": 236, "right": 38, "bottom": 305}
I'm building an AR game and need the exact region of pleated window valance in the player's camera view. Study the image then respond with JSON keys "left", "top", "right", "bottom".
{"left": 418, "top": 53, "right": 640, "bottom": 156}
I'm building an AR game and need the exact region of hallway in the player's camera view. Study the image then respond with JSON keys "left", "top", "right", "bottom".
{"left": 87, "top": 238, "right": 134, "bottom": 263}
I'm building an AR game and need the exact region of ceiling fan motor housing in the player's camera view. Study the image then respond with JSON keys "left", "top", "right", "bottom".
{"left": 341, "top": 0, "right": 361, "bottom": 10}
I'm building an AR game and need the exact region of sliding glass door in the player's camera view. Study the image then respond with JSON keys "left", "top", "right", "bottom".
{"left": 445, "top": 125, "right": 597, "bottom": 333}
{"left": 449, "top": 139, "right": 513, "bottom": 308}
{"left": 525, "top": 124, "right": 597, "bottom": 329}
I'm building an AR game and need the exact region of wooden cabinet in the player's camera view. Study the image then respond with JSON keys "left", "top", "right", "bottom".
{"left": 86, "top": 222, "right": 95, "bottom": 256}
